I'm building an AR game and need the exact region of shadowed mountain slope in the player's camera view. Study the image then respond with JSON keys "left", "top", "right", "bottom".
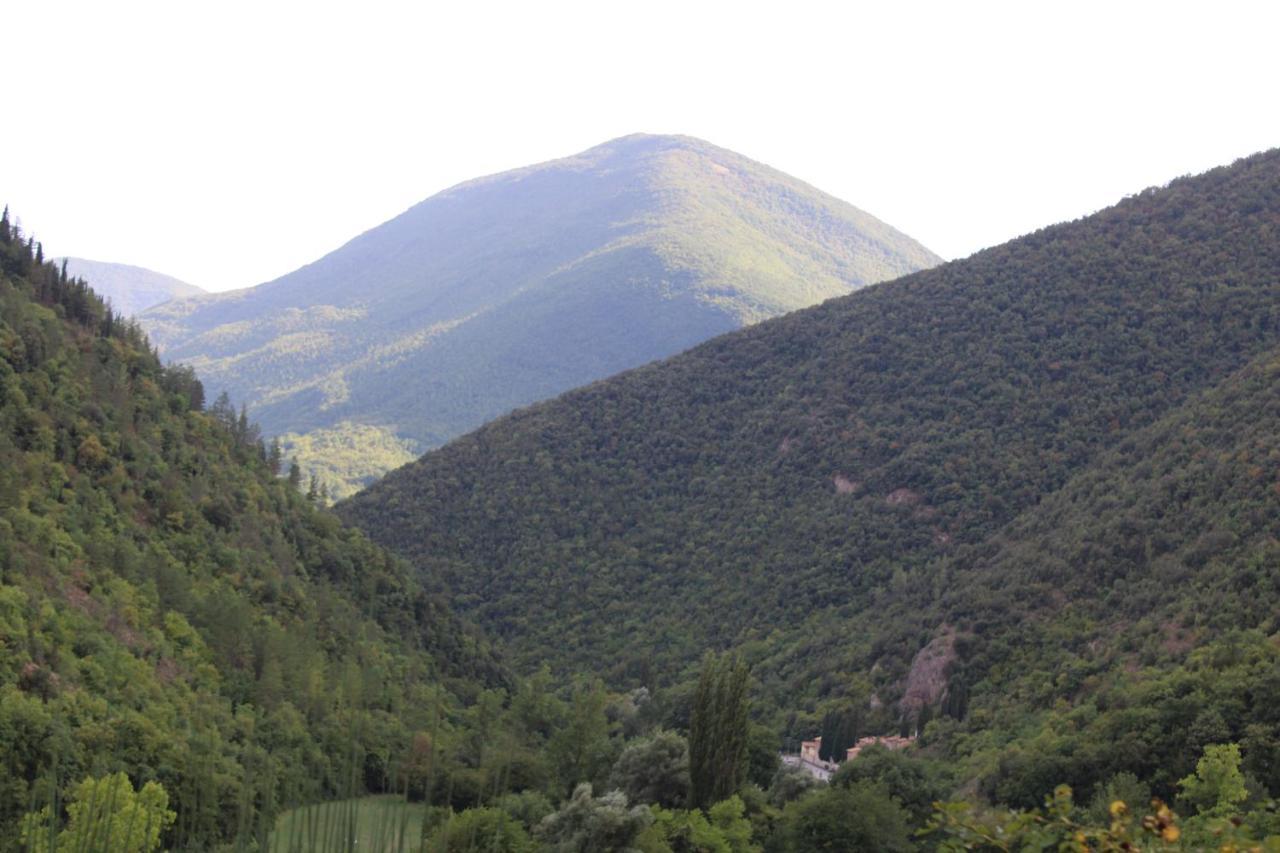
{"left": 340, "top": 149, "right": 1280, "bottom": 716}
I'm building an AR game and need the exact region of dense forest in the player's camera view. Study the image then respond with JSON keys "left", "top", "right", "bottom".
{"left": 341, "top": 149, "right": 1280, "bottom": 839}
{"left": 0, "top": 213, "right": 510, "bottom": 848}
{"left": 0, "top": 207, "right": 973, "bottom": 852}
{"left": 141, "top": 134, "right": 940, "bottom": 498}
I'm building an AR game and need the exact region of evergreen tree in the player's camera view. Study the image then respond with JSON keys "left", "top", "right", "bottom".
{"left": 689, "top": 652, "right": 750, "bottom": 809}
{"left": 210, "top": 391, "right": 234, "bottom": 428}
{"left": 287, "top": 460, "right": 303, "bottom": 491}
{"left": 267, "top": 438, "right": 283, "bottom": 475}
{"left": 942, "top": 671, "right": 969, "bottom": 721}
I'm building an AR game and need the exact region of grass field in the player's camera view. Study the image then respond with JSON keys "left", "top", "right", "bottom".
{"left": 271, "top": 795, "right": 427, "bottom": 852}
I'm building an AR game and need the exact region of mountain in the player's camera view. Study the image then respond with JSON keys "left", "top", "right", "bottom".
{"left": 54, "top": 256, "right": 204, "bottom": 315}
{"left": 141, "top": 134, "right": 941, "bottom": 497}
{"left": 340, "top": 149, "right": 1280, "bottom": 800}
{"left": 0, "top": 214, "right": 507, "bottom": 847}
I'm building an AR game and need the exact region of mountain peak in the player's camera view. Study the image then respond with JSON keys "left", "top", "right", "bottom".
{"left": 142, "top": 136, "right": 939, "bottom": 496}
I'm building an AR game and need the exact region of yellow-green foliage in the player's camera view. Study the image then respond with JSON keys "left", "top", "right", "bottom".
{"left": 1177, "top": 744, "right": 1250, "bottom": 821}
{"left": 20, "top": 772, "right": 175, "bottom": 853}
{"left": 279, "top": 422, "right": 420, "bottom": 501}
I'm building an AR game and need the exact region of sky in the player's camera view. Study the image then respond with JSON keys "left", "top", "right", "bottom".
{"left": 4, "top": 0, "right": 1278, "bottom": 292}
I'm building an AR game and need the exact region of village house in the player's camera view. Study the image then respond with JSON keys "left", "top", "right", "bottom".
{"left": 785, "top": 734, "right": 917, "bottom": 781}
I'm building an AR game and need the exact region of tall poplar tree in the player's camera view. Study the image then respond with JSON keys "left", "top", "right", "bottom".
{"left": 689, "top": 652, "right": 750, "bottom": 809}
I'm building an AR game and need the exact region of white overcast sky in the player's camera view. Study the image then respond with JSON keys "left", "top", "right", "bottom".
{"left": 4, "top": 0, "right": 1278, "bottom": 292}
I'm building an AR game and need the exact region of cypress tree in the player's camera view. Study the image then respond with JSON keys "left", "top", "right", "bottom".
{"left": 689, "top": 652, "right": 750, "bottom": 809}
{"left": 943, "top": 672, "right": 969, "bottom": 721}
{"left": 236, "top": 405, "right": 251, "bottom": 445}
{"left": 818, "top": 712, "right": 837, "bottom": 762}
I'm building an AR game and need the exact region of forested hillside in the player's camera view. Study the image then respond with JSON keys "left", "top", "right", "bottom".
{"left": 9, "top": 146, "right": 1280, "bottom": 848}
{"left": 142, "top": 134, "right": 940, "bottom": 497}
{"left": 0, "top": 218, "right": 1002, "bottom": 853}
{"left": 0, "top": 213, "right": 508, "bottom": 848}
{"left": 342, "top": 149, "right": 1280, "bottom": 785}
{"left": 924, "top": 342, "right": 1280, "bottom": 805}
{"left": 55, "top": 257, "right": 204, "bottom": 316}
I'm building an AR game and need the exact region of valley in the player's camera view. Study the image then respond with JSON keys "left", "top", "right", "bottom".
{"left": 4, "top": 144, "right": 1280, "bottom": 851}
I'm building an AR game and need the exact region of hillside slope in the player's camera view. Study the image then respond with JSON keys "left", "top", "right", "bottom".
{"left": 142, "top": 134, "right": 940, "bottom": 496}
{"left": 926, "top": 342, "right": 1280, "bottom": 803}
{"left": 341, "top": 149, "right": 1280, "bottom": 719}
{"left": 56, "top": 256, "right": 204, "bottom": 315}
{"left": 0, "top": 215, "right": 505, "bottom": 848}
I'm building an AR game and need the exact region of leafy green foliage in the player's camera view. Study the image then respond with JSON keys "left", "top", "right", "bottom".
{"left": 144, "top": 134, "right": 939, "bottom": 495}
{"left": 547, "top": 679, "right": 615, "bottom": 797}
{"left": 639, "top": 795, "right": 758, "bottom": 853}
{"left": 0, "top": 217, "right": 506, "bottom": 849}
{"left": 609, "top": 731, "right": 691, "bottom": 810}
{"left": 427, "top": 806, "right": 536, "bottom": 852}
{"left": 831, "top": 744, "right": 943, "bottom": 823}
{"left": 536, "top": 783, "right": 653, "bottom": 852}
{"left": 772, "top": 783, "right": 913, "bottom": 853}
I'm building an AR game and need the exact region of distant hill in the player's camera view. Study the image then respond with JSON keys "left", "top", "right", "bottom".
{"left": 340, "top": 149, "right": 1280, "bottom": 800}
{"left": 55, "top": 256, "right": 204, "bottom": 315}
{"left": 142, "top": 134, "right": 940, "bottom": 497}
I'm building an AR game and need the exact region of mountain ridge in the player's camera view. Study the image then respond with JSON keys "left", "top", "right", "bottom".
{"left": 55, "top": 256, "right": 204, "bottom": 316}
{"left": 340, "top": 147, "right": 1280, "bottom": 716}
